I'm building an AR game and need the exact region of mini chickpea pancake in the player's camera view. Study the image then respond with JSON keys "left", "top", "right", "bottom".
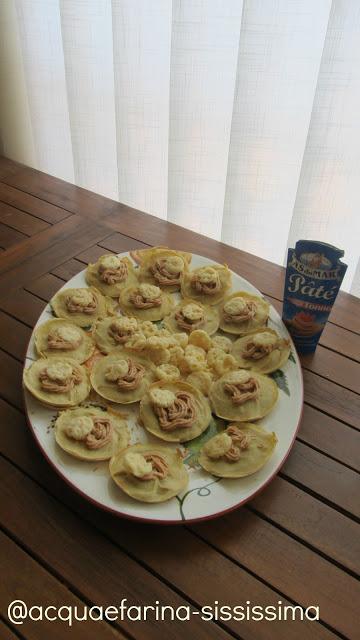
{"left": 131, "top": 245, "right": 191, "bottom": 268}
{"left": 206, "top": 347, "right": 237, "bottom": 379}
{"left": 23, "top": 357, "right": 90, "bottom": 408}
{"left": 55, "top": 406, "right": 129, "bottom": 461}
{"left": 119, "top": 283, "right": 173, "bottom": 322}
{"left": 34, "top": 319, "right": 95, "bottom": 363}
{"left": 211, "top": 335, "right": 233, "bottom": 353}
{"left": 186, "top": 370, "right": 213, "bottom": 397}
{"left": 90, "top": 350, "right": 155, "bottom": 404}
{"left": 188, "top": 329, "right": 212, "bottom": 352}
{"left": 181, "top": 264, "right": 231, "bottom": 306}
{"left": 209, "top": 369, "right": 278, "bottom": 422}
{"left": 155, "top": 364, "right": 181, "bottom": 382}
{"left": 94, "top": 316, "right": 140, "bottom": 354}
{"left": 164, "top": 299, "right": 219, "bottom": 335}
{"left": 232, "top": 328, "right": 291, "bottom": 374}
{"left": 51, "top": 287, "right": 113, "bottom": 328}
{"left": 110, "top": 443, "right": 188, "bottom": 503}
{"left": 199, "top": 423, "right": 277, "bottom": 478}
{"left": 86, "top": 254, "right": 137, "bottom": 297}
{"left": 139, "top": 248, "right": 190, "bottom": 292}
{"left": 140, "top": 380, "right": 211, "bottom": 443}
{"left": 219, "top": 291, "right": 269, "bottom": 335}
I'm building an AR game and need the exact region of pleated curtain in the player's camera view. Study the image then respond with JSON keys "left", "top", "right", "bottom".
{"left": 0, "top": 0, "right": 359, "bottom": 295}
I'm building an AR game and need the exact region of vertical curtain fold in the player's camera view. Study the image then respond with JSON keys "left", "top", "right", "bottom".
{"left": 287, "top": 0, "right": 360, "bottom": 292}
{"left": 1, "top": 0, "right": 359, "bottom": 295}
{"left": 167, "top": 0, "right": 243, "bottom": 239}
{"left": 0, "top": 0, "right": 35, "bottom": 166}
{"left": 112, "top": 0, "right": 171, "bottom": 218}
{"left": 221, "top": 0, "right": 331, "bottom": 264}
{"left": 60, "top": 0, "right": 118, "bottom": 199}
{"left": 14, "top": 0, "right": 74, "bottom": 182}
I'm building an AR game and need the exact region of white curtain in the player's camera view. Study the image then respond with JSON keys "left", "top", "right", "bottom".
{"left": 0, "top": 0, "right": 359, "bottom": 296}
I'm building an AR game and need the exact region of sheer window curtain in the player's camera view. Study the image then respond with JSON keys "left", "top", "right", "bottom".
{"left": 0, "top": 0, "right": 359, "bottom": 296}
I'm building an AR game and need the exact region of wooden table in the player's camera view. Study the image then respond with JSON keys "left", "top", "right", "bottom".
{"left": 0, "top": 155, "right": 359, "bottom": 640}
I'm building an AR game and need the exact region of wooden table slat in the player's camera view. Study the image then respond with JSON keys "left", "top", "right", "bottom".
{"left": 250, "top": 475, "right": 360, "bottom": 575}
{"left": 303, "top": 370, "right": 360, "bottom": 430}
{"left": 0, "top": 310, "right": 31, "bottom": 361}
{"left": 298, "top": 404, "right": 360, "bottom": 471}
{"left": 97, "top": 235, "right": 149, "bottom": 254}
{"left": 0, "top": 201, "right": 50, "bottom": 235}
{"left": 300, "top": 348, "right": 360, "bottom": 396}
{"left": 0, "top": 180, "right": 72, "bottom": 224}
{"left": 0, "top": 218, "right": 110, "bottom": 295}
{"left": 0, "top": 288, "right": 46, "bottom": 327}
{"left": 0, "top": 530, "right": 124, "bottom": 640}
{"left": 0, "top": 349, "right": 23, "bottom": 408}
{"left": 0, "top": 157, "right": 25, "bottom": 180}
{"left": 1, "top": 165, "right": 118, "bottom": 220}
{"left": 51, "top": 257, "right": 85, "bottom": 281}
{"left": 281, "top": 441, "right": 360, "bottom": 518}
{"left": 0, "top": 223, "right": 28, "bottom": 249}
{"left": 76, "top": 244, "right": 117, "bottom": 264}
{"left": 191, "top": 511, "right": 360, "bottom": 638}
{"left": 24, "top": 273, "right": 65, "bottom": 303}
{"left": 0, "top": 619, "right": 19, "bottom": 640}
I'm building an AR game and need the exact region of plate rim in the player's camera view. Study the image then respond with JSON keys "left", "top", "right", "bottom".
{"left": 23, "top": 251, "right": 304, "bottom": 525}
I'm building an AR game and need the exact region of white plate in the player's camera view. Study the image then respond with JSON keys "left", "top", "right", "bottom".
{"left": 24, "top": 252, "right": 303, "bottom": 523}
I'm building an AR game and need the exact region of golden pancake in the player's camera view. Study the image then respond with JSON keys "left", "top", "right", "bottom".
{"left": 110, "top": 443, "right": 188, "bottom": 503}
{"left": 231, "top": 328, "right": 291, "bottom": 374}
{"left": 55, "top": 406, "right": 129, "bottom": 461}
{"left": 140, "top": 380, "right": 211, "bottom": 443}
{"left": 90, "top": 350, "right": 156, "bottom": 404}
{"left": 131, "top": 245, "right": 191, "bottom": 267}
{"left": 199, "top": 422, "right": 277, "bottom": 478}
{"left": 181, "top": 264, "right": 231, "bottom": 306}
{"left": 119, "top": 282, "right": 173, "bottom": 321}
{"left": 94, "top": 316, "right": 141, "bottom": 354}
{"left": 23, "top": 357, "right": 90, "bottom": 408}
{"left": 34, "top": 318, "right": 95, "bottom": 363}
{"left": 85, "top": 254, "right": 138, "bottom": 297}
{"left": 219, "top": 291, "right": 269, "bottom": 335}
{"left": 164, "top": 299, "right": 219, "bottom": 335}
{"left": 209, "top": 369, "right": 278, "bottom": 421}
{"left": 139, "top": 248, "right": 190, "bottom": 292}
{"left": 51, "top": 286, "right": 114, "bottom": 328}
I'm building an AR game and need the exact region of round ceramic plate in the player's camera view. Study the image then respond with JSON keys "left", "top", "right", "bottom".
{"left": 23, "top": 252, "right": 303, "bottom": 523}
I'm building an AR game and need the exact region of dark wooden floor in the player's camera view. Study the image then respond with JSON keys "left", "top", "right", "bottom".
{"left": 0, "top": 156, "right": 359, "bottom": 640}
